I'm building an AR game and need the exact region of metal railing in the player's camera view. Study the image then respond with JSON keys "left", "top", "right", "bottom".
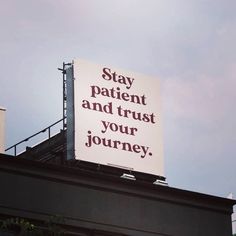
{"left": 5, "top": 118, "right": 65, "bottom": 156}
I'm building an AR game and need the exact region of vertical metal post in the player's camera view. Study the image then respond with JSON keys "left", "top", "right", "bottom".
{"left": 65, "top": 64, "right": 75, "bottom": 160}
{"left": 61, "top": 62, "right": 74, "bottom": 160}
{"left": 61, "top": 62, "right": 72, "bottom": 131}
{"left": 63, "top": 62, "right": 67, "bottom": 130}
{"left": 48, "top": 127, "right": 51, "bottom": 139}
{"left": 62, "top": 62, "right": 67, "bottom": 163}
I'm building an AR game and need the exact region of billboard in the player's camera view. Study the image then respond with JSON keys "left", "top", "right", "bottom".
{"left": 70, "top": 59, "right": 164, "bottom": 176}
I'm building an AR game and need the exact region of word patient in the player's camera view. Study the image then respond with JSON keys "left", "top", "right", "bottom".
{"left": 85, "top": 130, "right": 152, "bottom": 158}
{"left": 90, "top": 86, "right": 147, "bottom": 105}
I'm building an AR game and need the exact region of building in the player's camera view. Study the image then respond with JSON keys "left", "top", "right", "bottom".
{"left": 0, "top": 130, "right": 235, "bottom": 236}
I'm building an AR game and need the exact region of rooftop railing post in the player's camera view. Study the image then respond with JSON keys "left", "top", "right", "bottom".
{"left": 48, "top": 127, "right": 51, "bottom": 139}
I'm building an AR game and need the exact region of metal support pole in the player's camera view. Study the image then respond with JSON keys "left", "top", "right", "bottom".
{"left": 63, "top": 62, "right": 66, "bottom": 130}
{"left": 59, "top": 62, "right": 73, "bottom": 161}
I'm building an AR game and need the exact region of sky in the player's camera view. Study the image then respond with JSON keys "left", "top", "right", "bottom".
{"left": 0, "top": 0, "right": 236, "bottom": 205}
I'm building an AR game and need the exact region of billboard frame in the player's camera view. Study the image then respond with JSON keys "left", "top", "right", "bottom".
{"left": 65, "top": 59, "right": 165, "bottom": 181}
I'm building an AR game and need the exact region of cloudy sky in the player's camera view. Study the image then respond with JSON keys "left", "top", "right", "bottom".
{"left": 0, "top": 0, "right": 236, "bottom": 202}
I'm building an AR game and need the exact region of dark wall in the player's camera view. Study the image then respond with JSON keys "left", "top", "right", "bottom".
{"left": 0, "top": 155, "right": 235, "bottom": 236}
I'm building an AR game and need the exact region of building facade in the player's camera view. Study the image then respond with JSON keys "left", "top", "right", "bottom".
{"left": 0, "top": 141, "right": 235, "bottom": 236}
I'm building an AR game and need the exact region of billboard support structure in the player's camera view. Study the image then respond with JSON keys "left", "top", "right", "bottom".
{"left": 58, "top": 62, "right": 74, "bottom": 160}
{"left": 62, "top": 62, "right": 67, "bottom": 130}
{"left": 65, "top": 63, "right": 75, "bottom": 160}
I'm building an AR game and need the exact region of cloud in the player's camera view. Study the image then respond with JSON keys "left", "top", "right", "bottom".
{"left": 162, "top": 64, "right": 236, "bottom": 125}
{"left": 161, "top": 63, "right": 236, "bottom": 194}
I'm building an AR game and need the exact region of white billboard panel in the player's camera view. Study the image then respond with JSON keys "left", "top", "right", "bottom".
{"left": 73, "top": 59, "right": 164, "bottom": 176}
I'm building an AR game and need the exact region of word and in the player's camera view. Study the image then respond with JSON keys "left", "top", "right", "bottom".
{"left": 85, "top": 130, "right": 152, "bottom": 158}
{"left": 90, "top": 85, "right": 147, "bottom": 105}
{"left": 82, "top": 100, "right": 113, "bottom": 114}
{"left": 102, "top": 67, "right": 134, "bottom": 89}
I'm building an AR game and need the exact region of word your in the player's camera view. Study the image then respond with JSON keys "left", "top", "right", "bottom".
{"left": 101, "top": 120, "right": 138, "bottom": 136}
{"left": 85, "top": 131, "right": 152, "bottom": 158}
{"left": 90, "top": 85, "right": 147, "bottom": 105}
{"left": 102, "top": 67, "right": 134, "bottom": 89}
